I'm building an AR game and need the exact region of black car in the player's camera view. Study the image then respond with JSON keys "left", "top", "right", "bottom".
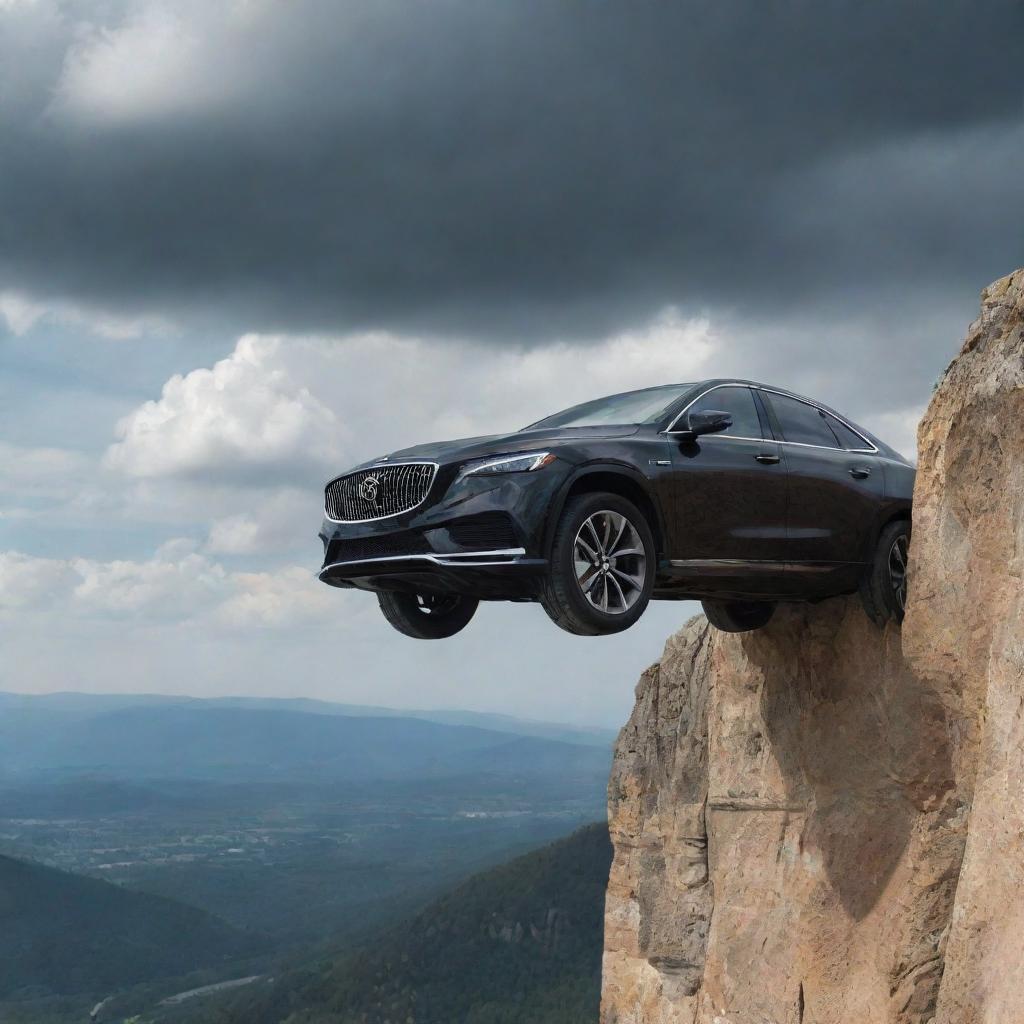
{"left": 318, "top": 380, "right": 914, "bottom": 639}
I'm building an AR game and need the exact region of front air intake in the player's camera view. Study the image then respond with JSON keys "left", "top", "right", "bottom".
{"left": 324, "top": 463, "right": 437, "bottom": 522}
{"left": 445, "top": 512, "right": 519, "bottom": 550}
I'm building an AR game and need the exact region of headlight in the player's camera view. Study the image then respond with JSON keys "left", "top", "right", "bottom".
{"left": 459, "top": 451, "right": 557, "bottom": 479}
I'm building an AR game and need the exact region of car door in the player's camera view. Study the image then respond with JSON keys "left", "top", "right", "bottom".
{"left": 759, "top": 390, "right": 884, "bottom": 572}
{"left": 665, "top": 385, "right": 789, "bottom": 569}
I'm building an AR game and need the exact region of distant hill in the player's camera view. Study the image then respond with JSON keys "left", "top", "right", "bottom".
{"left": 0, "top": 853, "right": 262, "bottom": 999}
{"left": 0, "top": 691, "right": 615, "bottom": 752}
{"left": 208, "top": 699, "right": 618, "bottom": 748}
{"left": 216, "top": 823, "right": 611, "bottom": 1024}
{"left": 0, "top": 703, "right": 610, "bottom": 786}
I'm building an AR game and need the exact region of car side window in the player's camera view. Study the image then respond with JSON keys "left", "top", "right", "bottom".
{"left": 767, "top": 393, "right": 840, "bottom": 448}
{"left": 822, "top": 412, "right": 871, "bottom": 451}
{"left": 688, "top": 386, "right": 762, "bottom": 439}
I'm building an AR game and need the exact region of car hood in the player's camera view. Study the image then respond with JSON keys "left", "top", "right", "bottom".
{"left": 365, "top": 424, "right": 640, "bottom": 467}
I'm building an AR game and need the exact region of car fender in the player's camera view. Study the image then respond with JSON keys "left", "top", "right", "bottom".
{"left": 857, "top": 459, "right": 913, "bottom": 562}
{"left": 542, "top": 460, "right": 668, "bottom": 560}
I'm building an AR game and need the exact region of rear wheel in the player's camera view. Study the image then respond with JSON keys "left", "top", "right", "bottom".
{"left": 860, "top": 520, "right": 910, "bottom": 625}
{"left": 701, "top": 599, "right": 776, "bottom": 633}
{"left": 540, "top": 492, "right": 655, "bottom": 636}
{"left": 377, "top": 591, "right": 478, "bottom": 639}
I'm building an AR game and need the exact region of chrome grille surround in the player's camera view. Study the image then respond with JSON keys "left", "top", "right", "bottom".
{"left": 324, "top": 462, "right": 438, "bottom": 522}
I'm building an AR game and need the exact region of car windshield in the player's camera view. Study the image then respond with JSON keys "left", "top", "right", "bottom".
{"left": 525, "top": 384, "right": 696, "bottom": 430}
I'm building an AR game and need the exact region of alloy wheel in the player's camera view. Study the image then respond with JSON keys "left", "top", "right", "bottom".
{"left": 413, "top": 593, "right": 461, "bottom": 616}
{"left": 888, "top": 534, "right": 909, "bottom": 614}
{"left": 573, "top": 510, "right": 647, "bottom": 614}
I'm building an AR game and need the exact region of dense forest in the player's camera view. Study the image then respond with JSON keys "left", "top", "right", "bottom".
{"left": 212, "top": 823, "right": 612, "bottom": 1024}
{"left": 0, "top": 854, "right": 262, "bottom": 1000}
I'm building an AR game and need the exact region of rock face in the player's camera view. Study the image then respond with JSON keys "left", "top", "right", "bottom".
{"left": 601, "top": 270, "right": 1024, "bottom": 1024}
{"left": 603, "top": 605, "right": 961, "bottom": 1024}
{"left": 907, "top": 270, "right": 1024, "bottom": 1023}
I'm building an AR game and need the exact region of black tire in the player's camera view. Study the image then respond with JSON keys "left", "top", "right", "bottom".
{"left": 701, "top": 599, "right": 776, "bottom": 633}
{"left": 859, "top": 520, "right": 910, "bottom": 626}
{"left": 377, "top": 591, "right": 478, "bottom": 639}
{"left": 540, "top": 492, "right": 656, "bottom": 636}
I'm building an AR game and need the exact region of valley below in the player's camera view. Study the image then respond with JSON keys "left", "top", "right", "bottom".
{"left": 0, "top": 695, "right": 613, "bottom": 1024}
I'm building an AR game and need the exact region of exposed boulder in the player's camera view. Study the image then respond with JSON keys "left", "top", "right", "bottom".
{"left": 601, "top": 269, "right": 1024, "bottom": 1024}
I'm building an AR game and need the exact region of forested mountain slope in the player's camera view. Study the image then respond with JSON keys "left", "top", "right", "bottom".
{"left": 0, "top": 853, "right": 261, "bottom": 999}
{"left": 218, "top": 823, "right": 611, "bottom": 1024}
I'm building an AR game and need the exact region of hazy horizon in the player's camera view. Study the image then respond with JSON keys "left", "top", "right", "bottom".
{"left": 0, "top": 685, "right": 621, "bottom": 732}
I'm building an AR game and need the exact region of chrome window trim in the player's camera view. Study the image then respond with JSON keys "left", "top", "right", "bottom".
{"left": 661, "top": 383, "right": 764, "bottom": 439}
{"left": 663, "top": 433, "right": 767, "bottom": 444}
{"left": 759, "top": 387, "right": 878, "bottom": 453}
{"left": 662, "top": 383, "right": 878, "bottom": 454}
{"left": 777, "top": 437, "right": 876, "bottom": 453}
{"left": 323, "top": 460, "right": 440, "bottom": 523}
{"left": 318, "top": 548, "right": 528, "bottom": 576}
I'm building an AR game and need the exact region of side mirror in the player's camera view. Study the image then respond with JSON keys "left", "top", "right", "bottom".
{"left": 686, "top": 409, "right": 732, "bottom": 437}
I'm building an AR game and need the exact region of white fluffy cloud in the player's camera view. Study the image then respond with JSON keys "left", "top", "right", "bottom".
{"left": 214, "top": 565, "right": 339, "bottom": 628}
{"left": 71, "top": 546, "right": 229, "bottom": 618}
{"left": 45, "top": 1, "right": 261, "bottom": 124}
{"left": 105, "top": 335, "right": 345, "bottom": 482}
{"left": 0, "top": 550, "right": 79, "bottom": 609}
{"left": 53, "top": 5, "right": 201, "bottom": 122}
{"left": 0, "top": 545, "right": 341, "bottom": 628}
{"left": 0, "top": 289, "right": 174, "bottom": 340}
{"left": 204, "top": 488, "right": 312, "bottom": 555}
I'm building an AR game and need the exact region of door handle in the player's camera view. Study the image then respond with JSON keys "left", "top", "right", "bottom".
{"left": 754, "top": 453, "right": 780, "bottom": 465}
{"left": 849, "top": 466, "right": 871, "bottom": 479}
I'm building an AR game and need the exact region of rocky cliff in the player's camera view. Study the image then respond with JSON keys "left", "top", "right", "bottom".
{"left": 602, "top": 269, "right": 1024, "bottom": 1024}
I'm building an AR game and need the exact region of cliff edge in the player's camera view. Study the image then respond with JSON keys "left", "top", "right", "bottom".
{"left": 601, "top": 269, "right": 1024, "bottom": 1024}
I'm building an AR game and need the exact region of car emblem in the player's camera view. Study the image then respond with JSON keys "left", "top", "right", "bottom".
{"left": 359, "top": 476, "right": 380, "bottom": 502}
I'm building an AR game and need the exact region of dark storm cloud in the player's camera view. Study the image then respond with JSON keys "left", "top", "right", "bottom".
{"left": 1, "top": 0, "right": 1022, "bottom": 339}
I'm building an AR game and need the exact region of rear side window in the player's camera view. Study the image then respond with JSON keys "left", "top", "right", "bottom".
{"left": 766, "top": 393, "right": 839, "bottom": 448}
{"left": 688, "top": 386, "right": 762, "bottom": 438}
{"left": 822, "top": 412, "right": 871, "bottom": 451}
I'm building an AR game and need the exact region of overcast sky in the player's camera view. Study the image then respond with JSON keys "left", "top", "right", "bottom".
{"left": 1, "top": 0, "right": 1022, "bottom": 726}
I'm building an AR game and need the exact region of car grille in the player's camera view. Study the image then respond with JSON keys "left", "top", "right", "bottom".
{"left": 325, "top": 463, "right": 436, "bottom": 522}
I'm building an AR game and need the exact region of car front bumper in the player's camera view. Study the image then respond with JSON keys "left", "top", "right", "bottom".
{"left": 318, "top": 550, "right": 549, "bottom": 599}
{"left": 317, "top": 463, "right": 567, "bottom": 599}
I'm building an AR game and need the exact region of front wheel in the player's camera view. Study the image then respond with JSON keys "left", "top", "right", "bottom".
{"left": 377, "top": 591, "right": 478, "bottom": 639}
{"left": 701, "top": 599, "right": 776, "bottom": 633}
{"left": 540, "top": 492, "right": 655, "bottom": 636}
